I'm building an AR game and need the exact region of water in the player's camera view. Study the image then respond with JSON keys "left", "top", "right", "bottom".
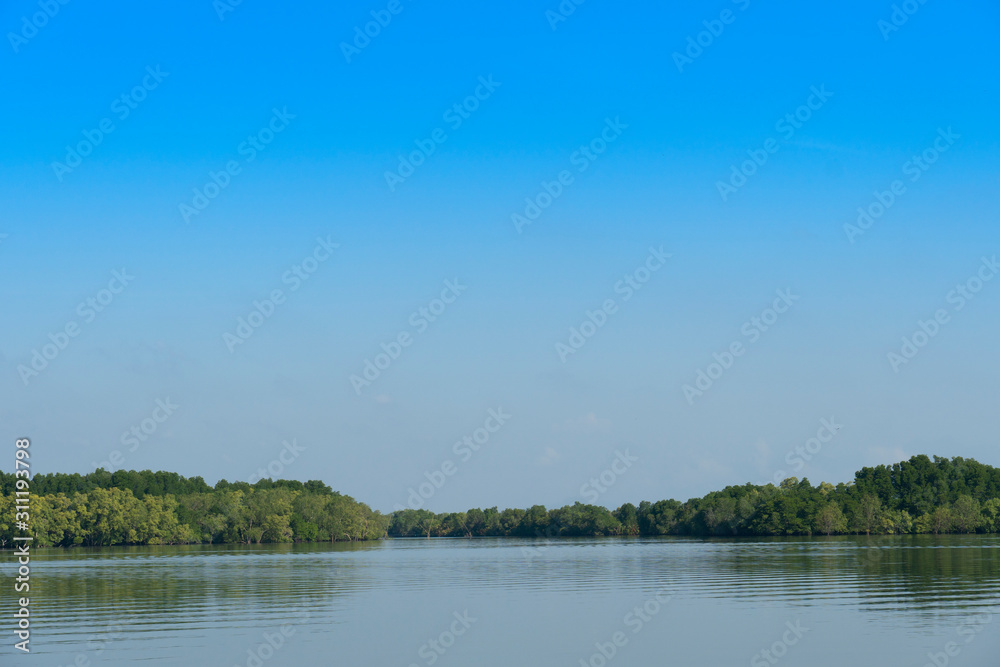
{"left": 3, "top": 535, "right": 999, "bottom": 666}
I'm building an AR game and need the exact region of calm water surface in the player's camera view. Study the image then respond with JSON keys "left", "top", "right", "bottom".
{"left": 3, "top": 536, "right": 999, "bottom": 666}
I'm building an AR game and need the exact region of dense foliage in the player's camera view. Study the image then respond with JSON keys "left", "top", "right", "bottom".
{"left": 3, "top": 455, "right": 999, "bottom": 548}
{"left": 0, "top": 469, "right": 387, "bottom": 547}
{"left": 387, "top": 455, "right": 1000, "bottom": 538}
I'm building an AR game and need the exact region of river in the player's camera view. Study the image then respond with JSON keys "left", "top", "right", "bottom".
{"left": 4, "top": 535, "right": 999, "bottom": 666}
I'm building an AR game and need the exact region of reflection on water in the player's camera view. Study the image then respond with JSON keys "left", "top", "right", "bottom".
{"left": 2, "top": 536, "right": 998, "bottom": 666}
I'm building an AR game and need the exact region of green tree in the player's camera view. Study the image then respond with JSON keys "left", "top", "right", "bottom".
{"left": 852, "top": 494, "right": 883, "bottom": 536}
{"left": 930, "top": 507, "right": 953, "bottom": 534}
{"left": 815, "top": 503, "right": 847, "bottom": 535}
{"left": 614, "top": 503, "right": 640, "bottom": 536}
{"left": 982, "top": 498, "right": 1000, "bottom": 533}
{"left": 951, "top": 495, "right": 983, "bottom": 533}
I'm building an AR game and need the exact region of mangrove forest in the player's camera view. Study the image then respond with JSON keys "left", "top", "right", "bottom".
{"left": 3, "top": 454, "right": 1000, "bottom": 548}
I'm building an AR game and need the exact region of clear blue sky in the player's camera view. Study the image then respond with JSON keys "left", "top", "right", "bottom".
{"left": 1, "top": 0, "right": 998, "bottom": 512}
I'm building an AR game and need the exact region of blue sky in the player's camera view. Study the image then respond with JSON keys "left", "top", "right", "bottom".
{"left": 1, "top": 0, "right": 998, "bottom": 512}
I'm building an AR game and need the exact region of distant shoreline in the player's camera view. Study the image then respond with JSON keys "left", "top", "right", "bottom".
{"left": 2, "top": 455, "right": 998, "bottom": 548}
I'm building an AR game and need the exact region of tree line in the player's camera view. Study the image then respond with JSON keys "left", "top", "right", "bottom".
{"left": 389, "top": 455, "right": 1000, "bottom": 538}
{"left": 0, "top": 471, "right": 387, "bottom": 547}
{"left": 2, "top": 455, "right": 1000, "bottom": 548}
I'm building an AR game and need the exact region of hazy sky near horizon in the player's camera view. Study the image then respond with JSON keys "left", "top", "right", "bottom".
{"left": 1, "top": 0, "right": 998, "bottom": 512}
